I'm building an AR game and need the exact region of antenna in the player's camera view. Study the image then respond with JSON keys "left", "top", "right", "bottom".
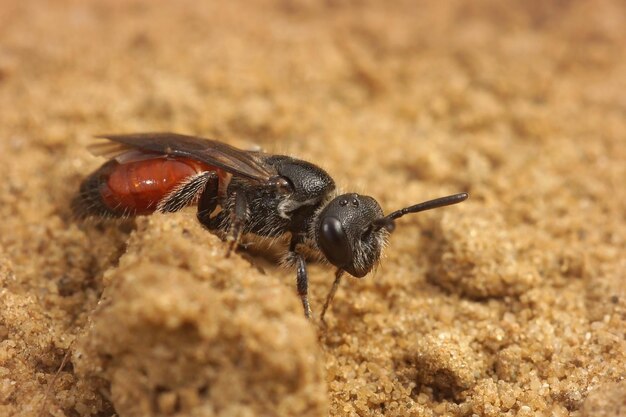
{"left": 372, "top": 192, "right": 469, "bottom": 232}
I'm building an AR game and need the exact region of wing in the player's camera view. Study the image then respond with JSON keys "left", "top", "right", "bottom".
{"left": 89, "top": 132, "right": 276, "bottom": 182}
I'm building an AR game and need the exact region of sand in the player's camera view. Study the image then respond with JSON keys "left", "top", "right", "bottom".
{"left": 0, "top": 0, "right": 624, "bottom": 416}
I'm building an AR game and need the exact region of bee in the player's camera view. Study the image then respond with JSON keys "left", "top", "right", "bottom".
{"left": 73, "top": 133, "right": 468, "bottom": 319}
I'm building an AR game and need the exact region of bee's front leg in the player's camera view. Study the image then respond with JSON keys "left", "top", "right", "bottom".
{"left": 286, "top": 235, "right": 312, "bottom": 319}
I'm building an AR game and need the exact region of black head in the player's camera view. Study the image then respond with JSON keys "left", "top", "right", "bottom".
{"left": 316, "top": 193, "right": 386, "bottom": 277}
{"left": 316, "top": 192, "right": 469, "bottom": 278}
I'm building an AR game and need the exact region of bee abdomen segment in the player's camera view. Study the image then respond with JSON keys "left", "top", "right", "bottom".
{"left": 72, "top": 159, "right": 119, "bottom": 218}
{"left": 73, "top": 156, "right": 217, "bottom": 218}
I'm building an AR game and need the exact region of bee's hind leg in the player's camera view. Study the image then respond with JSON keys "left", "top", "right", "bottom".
{"left": 158, "top": 171, "right": 217, "bottom": 214}
{"left": 195, "top": 172, "right": 220, "bottom": 226}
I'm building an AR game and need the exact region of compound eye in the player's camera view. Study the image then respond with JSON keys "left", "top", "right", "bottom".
{"left": 318, "top": 216, "right": 352, "bottom": 268}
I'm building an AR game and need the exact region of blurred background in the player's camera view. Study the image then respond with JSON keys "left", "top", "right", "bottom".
{"left": 0, "top": 1, "right": 624, "bottom": 416}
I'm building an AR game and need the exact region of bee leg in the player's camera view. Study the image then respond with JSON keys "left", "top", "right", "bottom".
{"left": 321, "top": 269, "right": 344, "bottom": 325}
{"left": 288, "top": 236, "right": 312, "bottom": 319}
{"left": 226, "top": 191, "right": 248, "bottom": 257}
{"left": 158, "top": 171, "right": 217, "bottom": 213}
{"left": 296, "top": 255, "right": 312, "bottom": 319}
{"left": 195, "top": 172, "right": 220, "bottom": 225}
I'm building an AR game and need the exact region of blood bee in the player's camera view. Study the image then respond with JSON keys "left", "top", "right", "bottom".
{"left": 74, "top": 133, "right": 468, "bottom": 319}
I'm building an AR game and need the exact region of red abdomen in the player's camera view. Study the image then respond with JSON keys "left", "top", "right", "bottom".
{"left": 87, "top": 156, "right": 223, "bottom": 216}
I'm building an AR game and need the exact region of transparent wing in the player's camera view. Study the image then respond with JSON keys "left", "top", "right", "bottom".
{"left": 90, "top": 132, "right": 275, "bottom": 182}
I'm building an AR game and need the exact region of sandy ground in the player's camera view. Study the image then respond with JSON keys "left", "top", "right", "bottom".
{"left": 0, "top": 0, "right": 625, "bottom": 416}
